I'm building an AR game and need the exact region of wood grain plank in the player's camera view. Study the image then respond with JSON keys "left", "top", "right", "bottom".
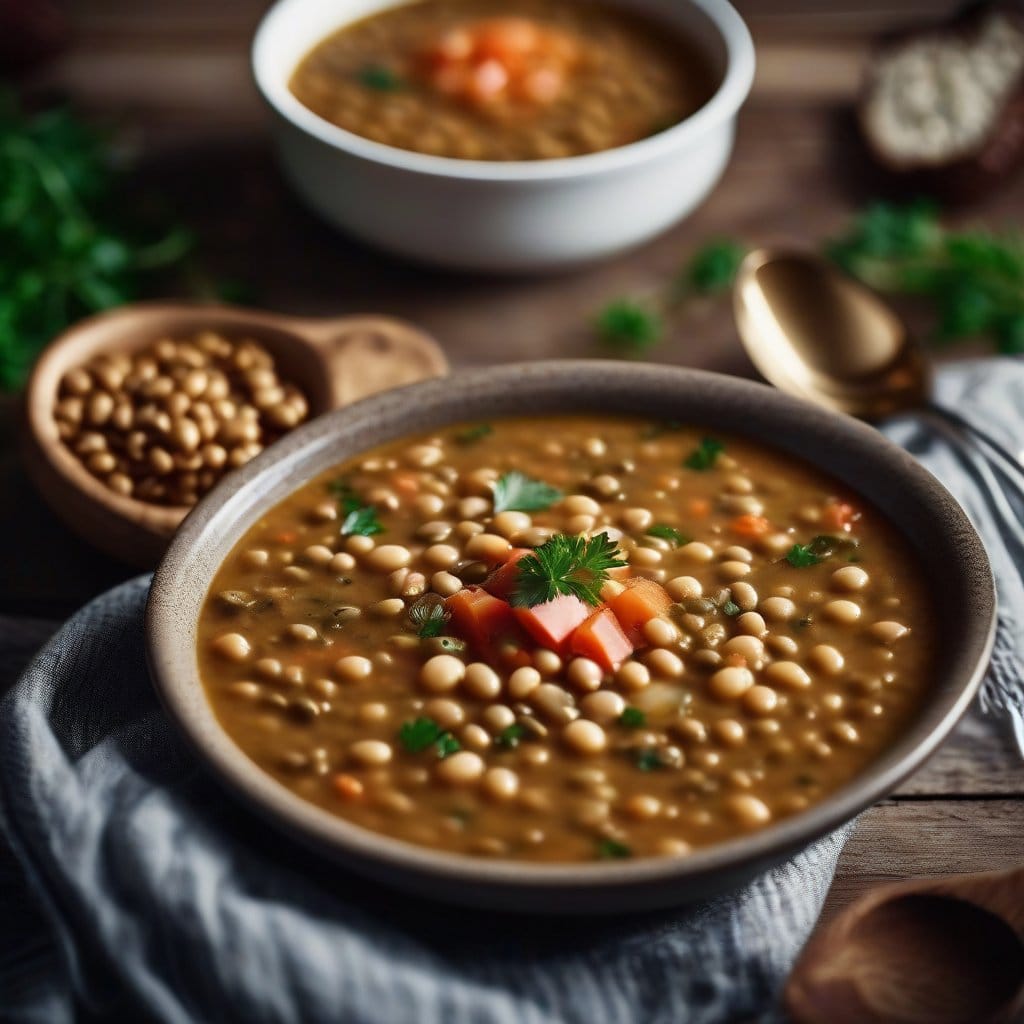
{"left": 826, "top": 799, "right": 1024, "bottom": 918}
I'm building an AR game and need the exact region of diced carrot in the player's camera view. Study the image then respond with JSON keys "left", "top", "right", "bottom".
{"left": 514, "top": 594, "right": 592, "bottom": 653}
{"left": 688, "top": 498, "right": 710, "bottom": 519}
{"left": 446, "top": 587, "right": 520, "bottom": 653}
{"left": 390, "top": 471, "right": 420, "bottom": 495}
{"left": 729, "top": 514, "right": 771, "bottom": 538}
{"left": 274, "top": 530, "right": 298, "bottom": 544}
{"left": 822, "top": 500, "right": 859, "bottom": 533}
{"left": 332, "top": 774, "right": 364, "bottom": 801}
{"left": 609, "top": 578, "right": 673, "bottom": 644}
{"left": 482, "top": 548, "right": 534, "bottom": 601}
{"left": 570, "top": 606, "right": 634, "bottom": 672}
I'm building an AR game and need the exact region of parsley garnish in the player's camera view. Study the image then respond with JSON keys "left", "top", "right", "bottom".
{"left": 408, "top": 599, "right": 450, "bottom": 639}
{"left": 454, "top": 423, "right": 493, "bottom": 445}
{"left": 596, "top": 838, "right": 633, "bottom": 860}
{"left": 722, "top": 599, "right": 741, "bottom": 616}
{"left": 684, "top": 437, "right": 724, "bottom": 471}
{"left": 619, "top": 707, "right": 646, "bottom": 728}
{"left": 685, "top": 240, "right": 747, "bottom": 295}
{"left": 646, "top": 524, "right": 688, "bottom": 547}
{"left": 510, "top": 533, "right": 627, "bottom": 608}
{"left": 595, "top": 299, "right": 663, "bottom": 353}
{"left": 491, "top": 471, "right": 563, "bottom": 514}
{"left": 785, "top": 544, "right": 821, "bottom": 568}
{"left": 634, "top": 748, "right": 663, "bottom": 772}
{"left": 358, "top": 65, "right": 403, "bottom": 91}
{"left": 330, "top": 479, "right": 384, "bottom": 537}
{"left": 496, "top": 723, "right": 526, "bottom": 748}
{"left": 398, "top": 717, "right": 460, "bottom": 758}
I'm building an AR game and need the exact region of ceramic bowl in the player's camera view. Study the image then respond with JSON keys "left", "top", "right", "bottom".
{"left": 251, "top": 0, "right": 755, "bottom": 272}
{"left": 146, "top": 362, "right": 995, "bottom": 913}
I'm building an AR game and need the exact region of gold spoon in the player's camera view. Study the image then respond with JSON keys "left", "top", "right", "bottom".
{"left": 784, "top": 865, "right": 1024, "bottom": 1024}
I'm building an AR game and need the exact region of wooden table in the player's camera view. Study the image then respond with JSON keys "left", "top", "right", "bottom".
{"left": 3, "top": 0, "right": 1021, "bottom": 934}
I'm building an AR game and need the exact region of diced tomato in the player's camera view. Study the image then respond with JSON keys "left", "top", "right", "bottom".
{"left": 609, "top": 578, "right": 673, "bottom": 644}
{"left": 822, "top": 500, "right": 859, "bottom": 533}
{"left": 514, "top": 594, "right": 592, "bottom": 653}
{"left": 482, "top": 548, "right": 534, "bottom": 601}
{"left": 446, "top": 587, "right": 520, "bottom": 653}
{"left": 570, "top": 607, "right": 634, "bottom": 672}
{"left": 729, "top": 514, "right": 771, "bottom": 538}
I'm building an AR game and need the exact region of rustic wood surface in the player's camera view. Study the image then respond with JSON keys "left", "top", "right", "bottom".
{"left": 2, "top": 0, "right": 1021, "bottom": 957}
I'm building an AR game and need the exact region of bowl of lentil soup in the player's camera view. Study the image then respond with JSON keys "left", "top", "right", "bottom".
{"left": 23, "top": 302, "right": 445, "bottom": 566}
{"left": 148, "top": 362, "right": 994, "bottom": 912}
{"left": 252, "top": 0, "right": 754, "bottom": 270}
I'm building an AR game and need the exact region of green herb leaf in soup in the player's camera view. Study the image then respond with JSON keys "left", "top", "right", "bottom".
{"left": 510, "top": 533, "right": 627, "bottom": 608}
{"left": 785, "top": 544, "right": 821, "bottom": 568}
{"left": 491, "top": 471, "right": 562, "bottom": 513}
{"left": 684, "top": 437, "right": 724, "bottom": 471}
{"left": 646, "top": 524, "right": 688, "bottom": 546}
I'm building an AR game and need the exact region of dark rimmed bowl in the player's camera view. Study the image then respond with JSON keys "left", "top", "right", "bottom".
{"left": 146, "top": 362, "right": 995, "bottom": 913}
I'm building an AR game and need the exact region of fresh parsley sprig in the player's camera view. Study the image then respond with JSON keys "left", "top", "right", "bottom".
{"left": 398, "top": 717, "right": 460, "bottom": 758}
{"left": 684, "top": 437, "right": 724, "bottom": 471}
{"left": 491, "top": 471, "right": 562, "bottom": 514}
{"left": 510, "top": 533, "right": 626, "bottom": 608}
{"left": 329, "top": 479, "right": 384, "bottom": 537}
{"left": 645, "top": 524, "right": 689, "bottom": 546}
{"left": 408, "top": 599, "right": 450, "bottom": 639}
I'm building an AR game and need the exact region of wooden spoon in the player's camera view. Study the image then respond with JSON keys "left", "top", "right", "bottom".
{"left": 22, "top": 302, "right": 447, "bottom": 566}
{"left": 785, "top": 865, "right": 1024, "bottom": 1024}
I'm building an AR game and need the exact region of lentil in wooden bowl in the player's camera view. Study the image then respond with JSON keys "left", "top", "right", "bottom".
{"left": 23, "top": 302, "right": 446, "bottom": 566}
{"left": 147, "top": 362, "right": 994, "bottom": 912}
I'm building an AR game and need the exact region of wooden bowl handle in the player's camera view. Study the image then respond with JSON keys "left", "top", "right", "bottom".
{"left": 296, "top": 315, "right": 448, "bottom": 408}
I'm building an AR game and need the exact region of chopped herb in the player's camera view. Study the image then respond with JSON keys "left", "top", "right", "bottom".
{"left": 634, "top": 748, "right": 663, "bottom": 772}
{"left": 596, "top": 838, "right": 633, "bottom": 860}
{"left": 510, "top": 532, "right": 627, "bottom": 608}
{"left": 722, "top": 599, "right": 741, "bottom": 616}
{"left": 408, "top": 599, "right": 450, "bottom": 639}
{"left": 435, "top": 733, "right": 461, "bottom": 759}
{"left": 399, "top": 717, "right": 444, "bottom": 754}
{"left": 808, "top": 534, "right": 859, "bottom": 558}
{"left": 398, "top": 716, "right": 460, "bottom": 758}
{"left": 684, "top": 240, "right": 747, "bottom": 295}
{"left": 496, "top": 723, "right": 526, "bottom": 748}
{"left": 595, "top": 299, "right": 663, "bottom": 352}
{"left": 646, "top": 524, "right": 688, "bottom": 546}
{"left": 684, "top": 437, "right": 724, "bottom": 471}
{"left": 453, "top": 423, "right": 493, "bottom": 445}
{"left": 785, "top": 544, "right": 821, "bottom": 568}
{"left": 358, "top": 65, "right": 403, "bottom": 91}
{"left": 640, "top": 420, "right": 682, "bottom": 440}
{"left": 618, "top": 706, "right": 646, "bottom": 728}
{"left": 491, "top": 471, "right": 563, "bottom": 514}
{"left": 341, "top": 505, "right": 383, "bottom": 537}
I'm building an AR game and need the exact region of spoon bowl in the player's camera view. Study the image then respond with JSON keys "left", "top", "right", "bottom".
{"left": 733, "top": 248, "right": 931, "bottom": 419}
{"left": 22, "top": 302, "right": 446, "bottom": 566}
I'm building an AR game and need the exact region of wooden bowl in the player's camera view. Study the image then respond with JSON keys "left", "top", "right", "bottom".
{"left": 22, "top": 302, "right": 447, "bottom": 566}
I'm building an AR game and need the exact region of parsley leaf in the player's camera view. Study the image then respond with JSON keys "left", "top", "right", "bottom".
{"left": 453, "top": 423, "right": 493, "bottom": 445}
{"left": 722, "top": 599, "right": 741, "bottom": 616}
{"left": 341, "top": 505, "right": 383, "bottom": 537}
{"left": 785, "top": 544, "right": 821, "bottom": 568}
{"left": 634, "top": 748, "right": 663, "bottom": 772}
{"left": 684, "top": 437, "right": 724, "bottom": 471}
{"left": 595, "top": 299, "right": 663, "bottom": 352}
{"left": 510, "top": 533, "right": 627, "bottom": 608}
{"left": 435, "top": 733, "right": 461, "bottom": 759}
{"left": 358, "top": 65, "right": 403, "bottom": 91}
{"left": 491, "top": 471, "right": 563, "bottom": 514}
{"left": 596, "top": 838, "right": 633, "bottom": 860}
{"left": 619, "top": 707, "right": 646, "bottom": 728}
{"left": 496, "top": 723, "right": 526, "bottom": 748}
{"left": 408, "top": 598, "right": 450, "bottom": 639}
{"left": 685, "top": 240, "right": 747, "bottom": 295}
{"left": 399, "top": 717, "right": 444, "bottom": 753}
{"left": 646, "top": 524, "right": 688, "bottom": 546}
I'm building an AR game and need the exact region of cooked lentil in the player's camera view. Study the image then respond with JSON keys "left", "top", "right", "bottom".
{"left": 197, "top": 415, "right": 933, "bottom": 862}
{"left": 289, "top": 0, "right": 717, "bottom": 162}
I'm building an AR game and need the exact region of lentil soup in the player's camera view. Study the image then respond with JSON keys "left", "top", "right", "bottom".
{"left": 288, "top": 0, "right": 718, "bottom": 161}
{"left": 197, "top": 416, "right": 934, "bottom": 863}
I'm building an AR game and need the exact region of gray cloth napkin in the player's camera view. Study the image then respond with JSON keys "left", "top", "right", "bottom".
{"left": 3, "top": 356, "right": 1022, "bottom": 1024}
{"left": 0, "top": 576, "right": 851, "bottom": 1024}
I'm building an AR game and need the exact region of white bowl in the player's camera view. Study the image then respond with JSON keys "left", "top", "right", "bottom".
{"left": 252, "top": 0, "right": 755, "bottom": 272}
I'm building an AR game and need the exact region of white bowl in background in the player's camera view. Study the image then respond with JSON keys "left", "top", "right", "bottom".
{"left": 252, "top": 0, "right": 755, "bottom": 272}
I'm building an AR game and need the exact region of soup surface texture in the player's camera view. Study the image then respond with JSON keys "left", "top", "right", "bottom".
{"left": 197, "top": 416, "right": 933, "bottom": 863}
{"left": 289, "top": 0, "right": 717, "bottom": 161}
